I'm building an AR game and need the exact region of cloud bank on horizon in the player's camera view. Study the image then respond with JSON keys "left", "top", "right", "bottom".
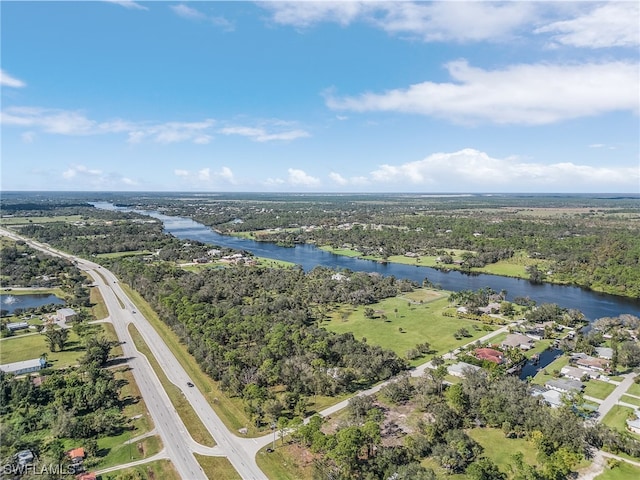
{"left": 1, "top": 1, "right": 638, "bottom": 193}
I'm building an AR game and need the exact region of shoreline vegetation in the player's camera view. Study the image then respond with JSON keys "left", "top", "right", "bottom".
{"left": 224, "top": 234, "right": 634, "bottom": 299}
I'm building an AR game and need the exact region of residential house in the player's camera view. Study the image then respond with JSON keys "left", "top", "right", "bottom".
{"left": 447, "top": 362, "right": 481, "bottom": 378}
{"left": 501, "top": 333, "right": 534, "bottom": 350}
{"left": 474, "top": 348, "right": 504, "bottom": 364}
{"left": 478, "top": 303, "right": 501, "bottom": 314}
{"left": 595, "top": 347, "right": 614, "bottom": 360}
{"left": 532, "top": 387, "right": 564, "bottom": 408}
{"left": 545, "top": 378, "right": 584, "bottom": 393}
{"left": 0, "top": 358, "right": 46, "bottom": 376}
{"left": 561, "top": 366, "right": 598, "bottom": 381}
{"left": 575, "top": 355, "right": 609, "bottom": 372}
{"left": 626, "top": 411, "right": 640, "bottom": 434}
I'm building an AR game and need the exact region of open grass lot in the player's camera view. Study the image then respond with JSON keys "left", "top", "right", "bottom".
{"left": 625, "top": 382, "right": 640, "bottom": 397}
{"left": 324, "top": 293, "right": 497, "bottom": 364}
{"left": 0, "top": 287, "right": 67, "bottom": 297}
{"left": 255, "top": 256, "right": 297, "bottom": 268}
{"left": 466, "top": 427, "right": 539, "bottom": 473}
{"left": 256, "top": 443, "right": 313, "bottom": 480}
{"left": 100, "top": 459, "right": 180, "bottom": 480}
{"left": 621, "top": 395, "right": 640, "bottom": 407}
{"left": 194, "top": 454, "right": 242, "bottom": 480}
{"left": 595, "top": 461, "right": 640, "bottom": 480}
{"left": 0, "top": 329, "right": 83, "bottom": 367}
{"left": 96, "top": 250, "right": 152, "bottom": 259}
{"left": 0, "top": 215, "right": 85, "bottom": 225}
{"left": 128, "top": 324, "right": 216, "bottom": 447}
{"left": 319, "top": 245, "right": 362, "bottom": 257}
{"left": 584, "top": 380, "right": 618, "bottom": 400}
{"left": 602, "top": 406, "right": 640, "bottom": 439}
{"left": 95, "top": 432, "right": 162, "bottom": 470}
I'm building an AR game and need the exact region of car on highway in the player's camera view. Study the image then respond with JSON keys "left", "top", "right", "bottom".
{"left": 186, "top": 382, "right": 194, "bottom": 388}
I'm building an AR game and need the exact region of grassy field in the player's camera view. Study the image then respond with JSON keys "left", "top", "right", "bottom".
{"left": 584, "top": 380, "right": 618, "bottom": 400}
{"left": 127, "top": 324, "right": 216, "bottom": 447}
{"left": 0, "top": 215, "right": 85, "bottom": 225}
{"left": 625, "top": 383, "right": 640, "bottom": 397}
{"left": 96, "top": 250, "right": 152, "bottom": 259}
{"left": 100, "top": 459, "right": 180, "bottom": 480}
{"left": 621, "top": 395, "right": 640, "bottom": 407}
{"left": 323, "top": 292, "right": 498, "bottom": 364}
{"left": 194, "top": 454, "right": 242, "bottom": 480}
{"left": 318, "top": 246, "right": 551, "bottom": 281}
{"left": 0, "top": 329, "right": 84, "bottom": 367}
{"left": 466, "top": 427, "right": 539, "bottom": 472}
{"left": 602, "top": 406, "right": 639, "bottom": 438}
{"left": 256, "top": 444, "right": 313, "bottom": 480}
{"left": 595, "top": 461, "right": 640, "bottom": 480}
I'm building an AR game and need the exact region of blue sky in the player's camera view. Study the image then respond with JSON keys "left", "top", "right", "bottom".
{"left": 1, "top": 1, "right": 639, "bottom": 193}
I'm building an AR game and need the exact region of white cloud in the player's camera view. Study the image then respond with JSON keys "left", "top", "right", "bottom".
{"left": 62, "top": 165, "right": 103, "bottom": 180}
{"left": 171, "top": 4, "right": 206, "bottom": 20}
{"left": 536, "top": 2, "right": 640, "bottom": 48}
{"left": 262, "top": 1, "right": 536, "bottom": 43}
{"left": 103, "top": 0, "right": 148, "bottom": 11}
{"left": 329, "top": 172, "right": 348, "bottom": 186}
{"left": 174, "top": 166, "right": 236, "bottom": 185}
{"left": 0, "top": 70, "right": 26, "bottom": 88}
{"left": 367, "top": 148, "right": 639, "bottom": 189}
{"left": 287, "top": 168, "right": 321, "bottom": 187}
{"left": 327, "top": 60, "right": 639, "bottom": 125}
{"left": 220, "top": 124, "right": 310, "bottom": 142}
{"left": 1, "top": 106, "right": 216, "bottom": 144}
{"left": 171, "top": 4, "right": 234, "bottom": 31}
{"left": 264, "top": 168, "right": 321, "bottom": 188}
{"left": 61, "top": 164, "right": 139, "bottom": 189}
{"left": 263, "top": 1, "right": 366, "bottom": 28}
{"left": 373, "top": 1, "right": 536, "bottom": 43}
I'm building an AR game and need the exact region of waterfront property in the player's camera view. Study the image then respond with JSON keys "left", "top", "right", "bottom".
{"left": 545, "top": 378, "right": 584, "bottom": 394}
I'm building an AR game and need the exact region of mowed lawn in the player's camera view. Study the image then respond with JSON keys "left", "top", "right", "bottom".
{"left": 602, "top": 405, "right": 640, "bottom": 439}
{"left": 324, "top": 292, "right": 497, "bottom": 363}
{"left": 595, "top": 461, "right": 640, "bottom": 480}
{"left": 466, "top": 427, "right": 539, "bottom": 472}
{"left": 584, "top": 380, "right": 618, "bottom": 400}
{"left": 0, "top": 330, "right": 85, "bottom": 368}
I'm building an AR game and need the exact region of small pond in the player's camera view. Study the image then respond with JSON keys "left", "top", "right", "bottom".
{"left": 0, "top": 293, "right": 65, "bottom": 316}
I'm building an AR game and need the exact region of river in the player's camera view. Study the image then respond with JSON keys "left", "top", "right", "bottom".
{"left": 92, "top": 202, "right": 640, "bottom": 321}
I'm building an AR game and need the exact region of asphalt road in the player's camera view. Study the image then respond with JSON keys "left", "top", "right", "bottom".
{"left": 0, "top": 227, "right": 268, "bottom": 479}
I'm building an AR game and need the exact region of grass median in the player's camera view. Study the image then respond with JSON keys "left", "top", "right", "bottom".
{"left": 194, "top": 454, "right": 242, "bottom": 480}
{"left": 121, "top": 284, "right": 259, "bottom": 436}
{"left": 128, "top": 323, "right": 216, "bottom": 447}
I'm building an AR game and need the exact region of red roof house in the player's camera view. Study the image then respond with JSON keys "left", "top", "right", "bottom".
{"left": 474, "top": 348, "right": 504, "bottom": 364}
